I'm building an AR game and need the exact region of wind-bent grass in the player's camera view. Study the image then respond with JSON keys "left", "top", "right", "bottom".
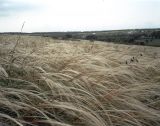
{"left": 0, "top": 35, "right": 160, "bottom": 126}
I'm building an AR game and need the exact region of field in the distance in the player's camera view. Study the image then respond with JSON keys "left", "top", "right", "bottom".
{"left": 0, "top": 35, "right": 160, "bottom": 126}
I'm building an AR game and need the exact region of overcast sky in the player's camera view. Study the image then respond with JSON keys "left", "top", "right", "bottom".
{"left": 0, "top": 0, "right": 160, "bottom": 32}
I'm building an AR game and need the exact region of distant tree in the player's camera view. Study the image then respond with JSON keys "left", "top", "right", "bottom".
{"left": 128, "top": 38, "right": 135, "bottom": 43}
{"left": 65, "top": 34, "right": 72, "bottom": 39}
{"left": 140, "top": 41, "right": 145, "bottom": 45}
{"left": 151, "top": 31, "right": 160, "bottom": 39}
{"left": 86, "top": 35, "right": 97, "bottom": 41}
{"left": 145, "top": 39, "right": 149, "bottom": 43}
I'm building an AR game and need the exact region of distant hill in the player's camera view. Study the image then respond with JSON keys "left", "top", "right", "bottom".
{"left": 1, "top": 28, "right": 160, "bottom": 46}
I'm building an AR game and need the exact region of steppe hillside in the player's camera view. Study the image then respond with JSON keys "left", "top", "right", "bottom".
{"left": 0, "top": 35, "right": 160, "bottom": 126}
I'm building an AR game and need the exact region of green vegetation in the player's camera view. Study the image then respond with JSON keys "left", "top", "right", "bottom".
{"left": 1, "top": 29, "right": 160, "bottom": 46}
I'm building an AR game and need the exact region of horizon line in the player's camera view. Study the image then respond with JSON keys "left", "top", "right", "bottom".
{"left": 1, "top": 27, "right": 160, "bottom": 33}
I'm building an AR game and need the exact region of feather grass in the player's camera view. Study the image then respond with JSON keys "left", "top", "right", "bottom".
{"left": 0, "top": 35, "right": 160, "bottom": 126}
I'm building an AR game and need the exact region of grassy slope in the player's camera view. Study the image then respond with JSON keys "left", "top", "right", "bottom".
{"left": 0, "top": 35, "right": 160, "bottom": 126}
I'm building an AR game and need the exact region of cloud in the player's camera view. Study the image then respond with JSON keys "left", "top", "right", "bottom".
{"left": 0, "top": 0, "right": 36, "bottom": 17}
{"left": 0, "top": 0, "right": 160, "bottom": 32}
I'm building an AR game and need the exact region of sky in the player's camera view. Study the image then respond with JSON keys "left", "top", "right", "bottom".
{"left": 0, "top": 0, "right": 160, "bottom": 32}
